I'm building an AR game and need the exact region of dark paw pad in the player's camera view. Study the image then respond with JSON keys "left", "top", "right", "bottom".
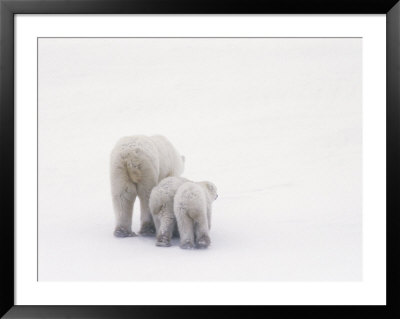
{"left": 156, "top": 235, "right": 171, "bottom": 247}
{"left": 196, "top": 236, "right": 210, "bottom": 249}
{"left": 180, "top": 240, "right": 194, "bottom": 249}
{"left": 114, "top": 227, "right": 136, "bottom": 238}
{"left": 139, "top": 223, "right": 156, "bottom": 236}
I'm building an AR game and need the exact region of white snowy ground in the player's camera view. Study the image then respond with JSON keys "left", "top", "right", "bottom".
{"left": 38, "top": 38, "right": 361, "bottom": 281}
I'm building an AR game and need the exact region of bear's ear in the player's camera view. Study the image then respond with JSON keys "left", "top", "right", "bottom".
{"left": 204, "top": 182, "right": 216, "bottom": 193}
{"left": 204, "top": 182, "right": 218, "bottom": 200}
{"left": 181, "top": 155, "right": 186, "bottom": 163}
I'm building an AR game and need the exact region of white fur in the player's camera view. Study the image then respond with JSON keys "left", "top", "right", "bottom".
{"left": 110, "top": 135, "right": 184, "bottom": 237}
{"left": 149, "top": 176, "right": 189, "bottom": 246}
{"left": 174, "top": 181, "right": 218, "bottom": 249}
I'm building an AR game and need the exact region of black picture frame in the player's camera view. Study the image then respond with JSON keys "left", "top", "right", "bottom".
{"left": 1, "top": 0, "right": 399, "bottom": 318}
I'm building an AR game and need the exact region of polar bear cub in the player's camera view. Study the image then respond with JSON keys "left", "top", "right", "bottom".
{"left": 149, "top": 176, "right": 189, "bottom": 247}
{"left": 110, "top": 135, "right": 184, "bottom": 238}
{"left": 174, "top": 181, "right": 218, "bottom": 249}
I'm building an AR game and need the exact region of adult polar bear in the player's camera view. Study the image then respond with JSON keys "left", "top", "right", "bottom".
{"left": 110, "top": 135, "right": 185, "bottom": 237}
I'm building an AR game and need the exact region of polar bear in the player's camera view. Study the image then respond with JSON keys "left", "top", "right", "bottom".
{"left": 149, "top": 176, "right": 189, "bottom": 247}
{"left": 174, "top": 181, "right": 218, "bottom": 249}
{"left": 110, "top": 135, "right": 185, "bottom": 237}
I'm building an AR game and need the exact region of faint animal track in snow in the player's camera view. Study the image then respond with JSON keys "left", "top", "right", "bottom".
{"left": 222, "top": 183, "right": 293, "bottom": 198}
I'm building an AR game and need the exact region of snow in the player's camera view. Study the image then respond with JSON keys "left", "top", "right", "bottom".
{"left": 38, "top": 38, "right": 361, "bottom": 281}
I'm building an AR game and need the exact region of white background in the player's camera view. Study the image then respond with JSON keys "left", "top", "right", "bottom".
{"left": 38, "top": 37, "right": 362, "bottom": 281}
{"left": 16, "top": 15, "right": 386, "bottom": 305}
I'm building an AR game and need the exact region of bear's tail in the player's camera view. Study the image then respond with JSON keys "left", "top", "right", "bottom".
{"left": 125, "top": 160, "right": 142, "bottom": 184}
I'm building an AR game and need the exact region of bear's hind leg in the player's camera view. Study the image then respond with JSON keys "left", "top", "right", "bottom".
{"left": 194, "top": 212, "right": 211, "bottom": 249}
{"left": 137, "top": 182, "right": 156, "bottom": 236}
{"left": 111, "top": 166, "right": 137, "bottom": 238}
{"left": 156, "top": 207, "right": 175, "bottom": 247}
{"left": 175, "top": 209, "right": 195, "bottom": 249}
